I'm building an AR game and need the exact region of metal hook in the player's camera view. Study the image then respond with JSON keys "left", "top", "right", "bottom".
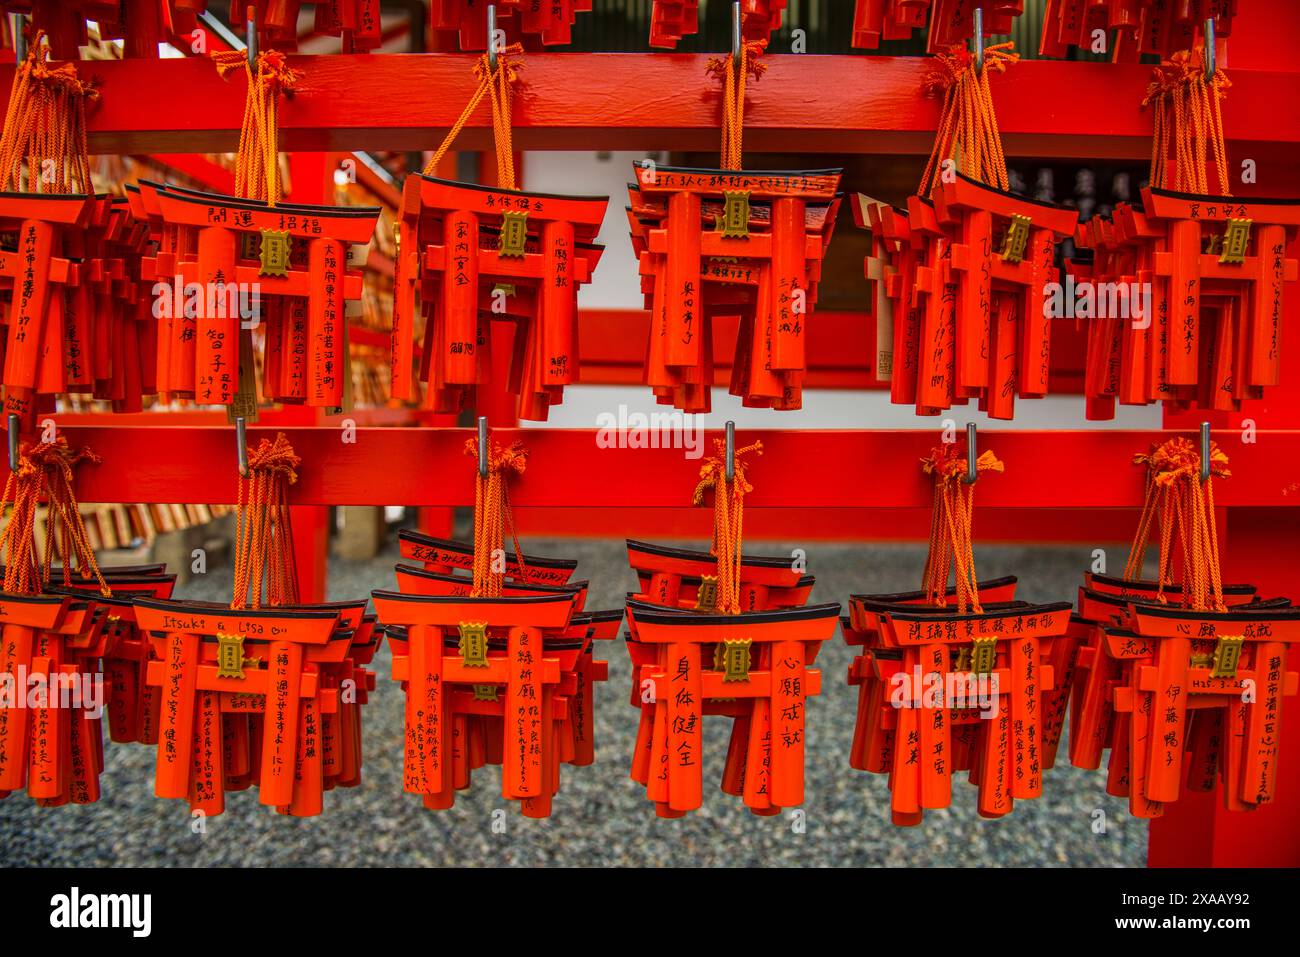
{"left": 478, "top": 416, "right": 489, "bottom": 478}
{"left": 246, "top": 16, "right": 257, "bottom": 69}
{"left": 972, "top": 6, "right": 984, "bottom": 73}
{"left": 7, "top": 413, "right": 19, "bottom": 473}
{"left": 13, "top": 14, "right": 26, "bottom": 62}
{"left": 1200, "top": 422, "right": 1211, "bottom": 483}
{"left": 963, "top": 422, "right": 978, "bottom": 484}
{"left": 725, "top": 420, "right": 736, "bottom": 484}
{"left": 731, "top": 2, "right": 742, "bottom": 71}
{"left": 487, "top": 4, "right": 499, "bottom": 75}
{"left": 235, "top": 416, "right": 249, "bottom": 478}
{"left": 1204, "top": 18, "right": 1216, "bottom": 82}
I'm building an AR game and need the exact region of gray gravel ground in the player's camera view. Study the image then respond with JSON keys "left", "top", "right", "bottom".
{"left": 0, "top": 536, "right": 1147, "bottom": 867}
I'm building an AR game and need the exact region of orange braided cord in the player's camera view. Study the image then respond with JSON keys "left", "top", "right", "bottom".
{"left": 424, "top": 45, "right": 525, "bottom": 190}
{"left": 920, "top": 444, "right": 1003, "bottom": 614}
{"left": 464, "top": 437, "right": 529, "bottom": 597}
{"left": 706, "top": 40, "right": 767, "bottom": 172}
{"left": 692, "top": 438, "right": 763, "bottom": 615}
{"left": 0, "top": 31, "right": 97, "bottom": 194}
{"left": 918, "top": 42, "right": 1016, "bottom": 197}
{"left": 231, "top": 432, "right": 301, "bottom": 609}
{"left": 1123, "top": 448, "right": 1163, "bottom": 583}
{"left": 1, "top": 438, "right": 107, "bottom": 597}
{"left": 1127, "top": 437, "right": 1229, "bottom": 612}
{"left": 1142, "top": 46, "right": 1231, "bottom": 196}
{"left": 212, "top": 49, "right": 300, "bottom": 205}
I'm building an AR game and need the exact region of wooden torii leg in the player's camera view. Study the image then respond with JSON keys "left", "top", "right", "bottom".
{"left": 308, "top": 238, "right": 346, "bottom": 408}
{"left": 390, "top": 212, "right": 421, "bottom": 401}
{"left": 630, "top": 667, "right": 654, "bottom": 785}
{"left": 443, "top": 210, "right": 480, "bottom": 386}
{"left": 26, "top": 643, "right": 61, "bottom": 800}
{"left": 1146, "top": 636, "right": 1191, "bottom": 802}
{"left": 286, "top": 690, "right": 325, "bottom": 817}
{"left": 1164, "top": 218, "right": 1202, "bottom": 386}
{"left": 1221, "top": 695, "right": 1252, "bottom": 812}
{"left": 1009, "top": 636, "right": 1043, "bottom": 799}
{"left": 770, "top": 196, "right": 808, "bottom": 375}
{"left": 891, "top": 647, "right": 922, "bottom": 817}
{"left": 747, "top": 269, "right": 784, "bottom": 400}
{"left": 259, "top": 639, "right": 304, "bottom": 807}
{"left": 953, "top": 208, "right": 992, "bottom": 391}
{"left": 663, "top": 191, "right": 703, "bottom": 372}
{"left": 976, "top": 667, "right": 1013, "bottom": 818}
{"left": 68, "top": 677, "right": 100, "bottom": 805}
{"left": 404, "top": 623, "right": 442, "bottom": 795}
{"left": 541, "top": 219, "right": 576, "bottom": 386}
{"left": 521, "top": 684, "right": 557, "bottom": 818}
{"left": 1243, "top": 641, "right": 1287, "bottom": 805}
{"left": 743, "top": 670, "right": 773, "bottom": 810}
{"left": 189, "top": 690, "right": 224, "bottom": 817}
{"left": 0, "top": 625, "right": 36, "bottom": 791}
{"left": 1183, "top": 707, "right": 1222, "bottom": 792}
{"left": 648, "top": 680, "right": 671, "bottom": 807}
{"left": 665, "top": 640, "right": 703, "bottom": 811}
{"left": 1017, "top": 227, "right": 1057, "bottom": 399}
{"left": 195, "top": 225, "right": 238, "bottom": 404}
{"left": 769, "top": 638, "right": 808, "bottom": 807}
{"left": 721, "top": 711, "right": 750, "bottom": 796}
{"left": 986, "top": 293, "right": 1018, "bottom": 420}
{"left": 918, "top": 642, "right": 952, "bottom": 809}
{"left": 1126, "top": 661, "right": 1165, "bottom": 819}
{"left": 1250, "top": 223, "right": 1289, "bottom": 386}
{"left": 156, "top": 631, "right": 200, "bottom": 799}
{"left": 282, "top": 298, "right": 309, "bottom": 401}
{"left": 3, "top": 220, "right": 59, "bottom": 413}
{"left": 224, "top": 713, "right": 253, "bottom": 789}
{"left": 505, "top": 625, "right": 544, "bottom": 800}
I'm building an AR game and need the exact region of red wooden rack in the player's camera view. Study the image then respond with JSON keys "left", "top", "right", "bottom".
{"left": 2, "top": 0, "right": 1299, "bottom": 867}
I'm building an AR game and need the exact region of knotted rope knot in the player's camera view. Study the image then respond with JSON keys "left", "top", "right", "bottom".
{"left": 917, "top": 41, "right": 1014, "bottom": 197}
{"left": 1149, "top": 436, "right": 1230, "bottom": 487}
{"left": 423, "top": 44, "right": 525, "bottom": 189}
{"left": 465, "top": 437, "right": 529, "bottom": 598}
{"left": 924, "top": 41, "right": 1018, "bottom": 97}
{"left": 1, "top": 436, "right": 107, "bottom": 598}
{"left": 464, "top": 436, "right": 528, "bottom": 478}
{"left": 17, "top": 32, "right": 97, "bottom": 95}
{"left": 1144, "top": 45, "right": 1231, "bottom": 196}
{"left": 692, "top": 438, "right": 762, "bottom": 616}
{"left": 25, "top": 438, "right": 101, "bottom": 486}
{"left": 0, "top": 29, "right": 98, "bottom": 195}
{"left": 232, "top": 432, "right": 300, "bottom": 611}
{"left": 1127, "top": 437, "right": 1229, "bottom": 613}
{"left": 472, "top": 43, "right": 526, "bottom": 87}
{"left": 213, "top": 49, "right": 302, "bottom": 97}
{"left": 210, "top": 49, "right": 301, "bottom": 205}
{"left": 706, "top": 40, "right": 767, "bottom": 172}
{"left": 920, "top": 444, "right": 1004, "bottom": 486}
{"left": 920, "top": 443, "right": 1000, "bottom": 615}
{"left": 692, "top": 438, "right": 762, "bottom": 506}
{"left": 245, "top": 432, "right": 302, "bottom": 484}
{"left": 705, "top": 40, "right": 769, "bottom": 84}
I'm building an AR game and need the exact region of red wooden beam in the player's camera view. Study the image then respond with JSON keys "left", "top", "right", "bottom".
{"left": 133, "top": 153, "right": 235, "bottom": 192}
{"left": 8, "top": 54, "right": 1299, "bottom": 158}
{"left": 24, "top": 425, "right": 1300, "bottom": 508}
